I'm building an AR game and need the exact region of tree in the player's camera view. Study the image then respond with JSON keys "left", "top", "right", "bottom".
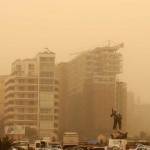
{"left": 0, "top": 136, "right": 13, "bottom": 150}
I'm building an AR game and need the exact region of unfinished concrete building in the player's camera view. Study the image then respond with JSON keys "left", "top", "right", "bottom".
{"left": 57, "top": 43, "right": 127, "bottom": 139}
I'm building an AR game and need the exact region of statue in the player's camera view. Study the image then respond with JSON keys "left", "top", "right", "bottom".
{"left": 110, "top": 130, "right": 128, "bottom": 139}
{"left": 110, "top": 108, "right": 128, "bottom": 139}
{"left": 110, "top": 108, "right": 122, "bottom": 130}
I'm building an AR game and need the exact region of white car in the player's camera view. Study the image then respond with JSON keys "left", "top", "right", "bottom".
{"left": 108, "top": 139, "right": 127, "bottom": 150}
{"left": 49, "top": 143, "right": 63, "bottom": 150}
{"left": 135, "top": 144, "right": 150, "bottom": 150}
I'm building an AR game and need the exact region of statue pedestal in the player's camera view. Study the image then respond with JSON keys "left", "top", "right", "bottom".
{"left": 110, "top": 130, "right": 128, "bottom": 139}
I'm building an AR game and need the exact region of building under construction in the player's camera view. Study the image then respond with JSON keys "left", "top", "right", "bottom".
{"left": 56, "top": 43, "right": 127, "bottom": 140}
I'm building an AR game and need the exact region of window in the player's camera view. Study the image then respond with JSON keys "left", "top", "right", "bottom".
{"left": 40, "top": 108, "right": 51, "bottom": 113}
{"left": 18, "top": 79, "right": 25, "bottom": 83}
{"left": 54, "top": 123, "right": 58, "bottom": 128}
{"left": 28, "top": 94, "right": 34, "bottom": 98}
{"left": 54, "top": 116, "right": 58, "bottom": 120}
{"left": 15, "top": 101, "right": 24, "bottom": 105}
{"left": 17, "top": 94, "right": 25, "bottom": 98}
{"left": 28, "top": 86, "right": 36, "bottom": 91}
{"left": 16, "top": 65, "right": 22, "bottom": 71}
{"left": 28, "top": 101, "right": 36, "bottom": 105}
{"left": 28, "top": 79, "right": 37, "bottom": 84}
{"left": 27, "top": 108, "right": 36, "bottom": 113}
{"left": 40, "top": 79, "right": 53, "bottom": 84}
{"left": 54, "top": 95, "right": 59, "bottom": 99}
{"left": 40, "top": 115, "right": 52, "bottom": 120}
{"left": 28, "top": 64, "right": 35, "bottom": 70}
{"left": 40, "top": 57, "right": 54, "bottom": 62}
{"left": 17, "top": 86, "right": 25, "bottom": 91}
{"left": 54, "top": 109, "right": 59, "bottom": 113}
{"left": 40, "top": 71, "right": 54, "bottom": 77}
{"left": 17, "top": 108, "right": 24, "bottom": 113}
{"left": 40, "top": 86, "right": 53, "bottom": 92}
{"left": 54, "top": 88, "right": 59, "bottom": 91}
{"left": 17, "top": 115, "right": 24, "bottom": 120}
{"left": 55, "top": 80, "right": 59, "bottom": 84}
{"left": 54, "top": 102, "right": 58, "bottom": 106}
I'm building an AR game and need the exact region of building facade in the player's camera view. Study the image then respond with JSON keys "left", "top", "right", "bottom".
{"left": 0, "top": 75, "right": 7, "bottom": 137}
{"left": 57, "top": 44, "right": 127, "bottom": 139}
{"left": 4, "top": 50, "right": 59, "bottom": 139}
{"left": 0, "top": 76, "right": 7, "bottom": 118}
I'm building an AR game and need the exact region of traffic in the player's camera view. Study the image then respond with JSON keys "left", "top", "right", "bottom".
{"left": 9, "top": 132, "right": 150, "bottom": 150}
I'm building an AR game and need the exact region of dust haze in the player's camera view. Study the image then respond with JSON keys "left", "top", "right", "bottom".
{"left": 0, "top": 0, "right": 150, "bottom": 103}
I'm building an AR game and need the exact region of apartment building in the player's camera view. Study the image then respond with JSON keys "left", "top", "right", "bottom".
{"left": 4, "top": 50, "right": 59, "bottom": 139}
{"left": 0, "top": 76, "right": 7, "bottom": 118}
{"left": 57, "top": 44, "right": 126, "bottom": 139}
{"left": 0, "top": 75, "right": 7, "bottom": 136}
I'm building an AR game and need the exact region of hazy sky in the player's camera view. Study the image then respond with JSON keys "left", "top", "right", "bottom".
{"left": 0, "top": 0, "right": 150, "bottom": 103}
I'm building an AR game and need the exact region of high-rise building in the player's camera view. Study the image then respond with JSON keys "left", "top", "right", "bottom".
{"left": 127, "top": 93, "right": 150, "bottom": 137}
{"left": 0, "top": 76, "right": 7, "bottom": 118}
{"left": 56, "top": 63, "right": 68, "bottom": 138}
{"left": 56, "top": 44, "right": 126, "bottom": 139}
{"left": 131, "top": 103, "right": 150, "bottom": 136}
{"left": 0, "top": 75, "right": 8, "bottom": 136}
{"left": 4, "top": 50, "right": 59, "bottom": 139}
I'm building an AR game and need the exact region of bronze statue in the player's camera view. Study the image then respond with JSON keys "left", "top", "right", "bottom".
{"left": 110, "top": 109, "right": 128, "bottom": 139}
{"left": 110, "top": 108, "right": 122, "bottom": 130}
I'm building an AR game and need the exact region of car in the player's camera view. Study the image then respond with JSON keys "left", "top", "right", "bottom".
{"left": 34, "top": 140, "right": 49, "bottom": 150}
{"left": 12, "top": 140, "right": 29, "bottom": 150}
{"left": 108, "top": 139, "right": 127, "bottom": 150}
{"left": 135, "top": 144, "right": 150, "bottom": 150}
{"left": 89, "top": 146, "right": 107, "bottom": 150}
{"left": 49, "top": 143, "right": 63, "bottom": 150}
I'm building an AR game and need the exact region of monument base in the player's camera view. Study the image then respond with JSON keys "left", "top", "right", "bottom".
{"left": 110, "top": 130, "right": 128, "bottom": 139}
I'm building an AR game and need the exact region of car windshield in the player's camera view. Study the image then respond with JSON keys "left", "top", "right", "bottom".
{"left": 36, "top": 143, "right": 41, "bottom": 148}
{"left": 50, "top": 144, "right": 61, "bottom": 148}
{"left": 41, "top": 141, "right": 47, "bottom": 148}
{"left": 93, "top": 148, "right": 105, "bottom": 150}
{"left": 15, "top": 142, "right": 28, "bottom": 146}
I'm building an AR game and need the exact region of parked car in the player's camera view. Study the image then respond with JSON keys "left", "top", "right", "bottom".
{"left": 135, "top": 144, "right": 150, "bottom": 150}
{"left": 108, "top": 139, "right": 127, "bottom": 150}
{"left": 49, "top": 143, "right": 63, "bottom": 150}
{"left": 88, "top": 146, "right": 107, "bottom": 150}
